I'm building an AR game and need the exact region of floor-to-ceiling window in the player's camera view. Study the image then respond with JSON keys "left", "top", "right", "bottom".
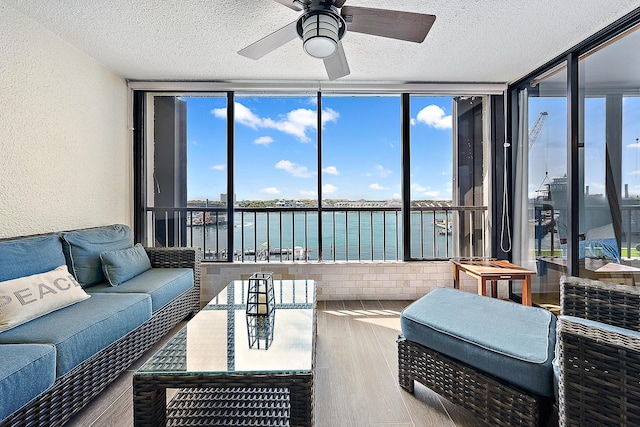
{"left": 409, "top": 96, "right": 455, "bottom": 259}
{"left": 145, "top": 94, "right": 228, "bottom": 255}
{"left": 510, "top": 15, "right": 640, "bottom": 308}
{"left": 513, "top": 67, "right": 568, "bottom": 309}
{"left": 136, "top": 89, "right": 495, "bottom": 263}
{"left": 321, "top": 95, "right": 402, "bottom": 261}
{"left": 578, "top": 26, "right": 640, "bottom": 280}
{"left": 232, "top": 94, "right": 319, "bottom": 261}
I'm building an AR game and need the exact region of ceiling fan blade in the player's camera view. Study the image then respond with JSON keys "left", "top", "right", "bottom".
{"left": 333, "top": 0, "right": 348, "bottom": 7}
{"left": 238, "top": 20, "right": 299, "bottom": 60}
{"left": 341, "top": 6, "right": 436, "bottom": 43}
{"left": 324, "top": 41, "right": 350, "bottom": 80}
{"left": 273, "top": 0, "right": 309, "bottom": 11}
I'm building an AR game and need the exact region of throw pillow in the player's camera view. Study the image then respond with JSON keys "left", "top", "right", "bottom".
{"left": 0, "top": 265, "right": 90, "bottom": 332}
{"left": 61, "top": 224, "right": 133, "bottom": 287}
{"left": 100, "top": 243, "right": 152, "bottom": 286}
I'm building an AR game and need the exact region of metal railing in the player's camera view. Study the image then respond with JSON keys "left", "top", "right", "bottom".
{"left": 145, "top": 205, "right": 488, "bottom": 262}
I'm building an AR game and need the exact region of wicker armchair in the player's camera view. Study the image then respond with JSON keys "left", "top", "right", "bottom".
{"left": 558, "top": 275, "right": 640, "bottom": 426}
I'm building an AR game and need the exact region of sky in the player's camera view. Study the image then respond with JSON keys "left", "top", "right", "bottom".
{"left": 184, "top": 95, "right": 453, "bottom": 202}
{"left": 528, "top": 95, "right": 640, "bottom": 199}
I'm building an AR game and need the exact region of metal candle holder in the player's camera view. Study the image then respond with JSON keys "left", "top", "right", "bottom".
{"left": 246, "top": 272, "right": 275, "bottom": 316}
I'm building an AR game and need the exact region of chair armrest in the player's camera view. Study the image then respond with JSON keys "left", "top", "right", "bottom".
{"left": 557, "top": 315, "right": 640, "bottom": 425}
{"left": 560, "top": 275, "right": 640, "bottom": 331}
{"left": 144, "top": 247, "right": 203, "bottom": 291}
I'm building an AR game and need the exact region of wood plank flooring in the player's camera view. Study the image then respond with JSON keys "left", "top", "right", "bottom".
{"left": 66, "top": 300, "right": 481, "bottom": 427}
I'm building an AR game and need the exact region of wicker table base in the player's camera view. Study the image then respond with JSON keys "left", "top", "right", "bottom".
{"left": 166, "top": 387, "right": 291, "bottom": 427}
{"left": 134, "top": 371, "right": 313, "bottom": 426}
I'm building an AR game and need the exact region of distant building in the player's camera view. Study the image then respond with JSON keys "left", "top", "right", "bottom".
{"left": 275, "top": 200, "right": 305, "bottom": 208}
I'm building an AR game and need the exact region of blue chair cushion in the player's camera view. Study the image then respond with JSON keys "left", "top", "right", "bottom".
{"left": 86, "top": 268, "right": 193, "bottom": 313}
{"left": 100, "top": 243, "right": 152, "bottom": 286}
{"left": 0, "top": 234, "right": 66, "bottom": 282}
{"left": 61, "top": 224, "right": 133, "bottom": 287}
{"left": 0, "top": 293, "right": 151, "bottom": 377}
{"left": 401, "top": 287, "right": 557, "bottom": 397}
{"left": 0, "top": 343, "right": 56, "bottom": 422}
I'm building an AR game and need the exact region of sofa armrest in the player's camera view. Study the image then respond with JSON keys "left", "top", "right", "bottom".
{"left": 144, "top": 247, "right": 202, "bottom": 291}
{"left": 560, "top": 275, "right": 640, "bottom": 331}
{"left": 557, "top": 315, "right": 640, "bottom": 425}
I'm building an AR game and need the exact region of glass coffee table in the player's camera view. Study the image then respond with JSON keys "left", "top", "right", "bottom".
{"left": 133, "top": 279, "right": 316, "bottom": 426}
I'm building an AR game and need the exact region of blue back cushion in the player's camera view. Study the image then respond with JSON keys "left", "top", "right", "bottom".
{"left": 0, "top": 234, "right": 66, "bottom": 282}
{"left": 61, "top": 224, "right": 133, "bottom": 287}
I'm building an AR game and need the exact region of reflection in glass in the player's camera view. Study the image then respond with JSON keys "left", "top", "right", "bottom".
{"left": 577, "top": 26, "right": 640, "bottom": 285}
{"left": 515, "top": 65, "right": 567, "bottom": 310}
{"left": 246, "top": 310, "right": 276, "bottom": 350}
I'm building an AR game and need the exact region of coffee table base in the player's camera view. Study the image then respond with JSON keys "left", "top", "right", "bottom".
{"left": 167, "top": 387, "right": 290, "bottom": 426}
{"left": 134, "top": 373, "right": 313, "bottom": 427}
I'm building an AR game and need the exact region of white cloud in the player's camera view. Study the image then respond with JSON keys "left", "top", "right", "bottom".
{"left": 323, "top": 166, "right": 340, "bottom": 175}
{"left": 275, "top": 159, "right": 314, "bottom": 178}
{"left": 254, "top": 136, "right": 274, "bottom": 146}
{"left": 260, "top": 187, "right": 281, "bottom": 194}
{"left": 299, "top": 190, "right": 317, "bottom": 197}
{"left": 375, "top": 165, "right": 392, "bottom": 178}
{"left": 212, "top": 102, "right": 339, "bottom": 143}
{"left": 323, "top": 183, "right": 338, "bottom": 194}
{"left": 627, "top": 141, "right": 640, "bottom": 148}
{"left": 413, "top": 105, "right": 452, "bottom": 130}
{"left": 370, "top": 183, "right": 389, "bottom": 191}
{"left": 192, "top": 140, "right": 199, "bottom": 145}
{"left": 210, "top": 164, "right": 225, "bottom": 171}
{"left": 411, "top": 183, "right": 444, "bottom": 199}
{"left": 411, "top": 183, "right": 427, "bottom": 193}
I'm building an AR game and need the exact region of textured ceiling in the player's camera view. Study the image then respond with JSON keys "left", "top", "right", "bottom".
{"left": 4, "top": 0, "right": 640, "bottom": 84}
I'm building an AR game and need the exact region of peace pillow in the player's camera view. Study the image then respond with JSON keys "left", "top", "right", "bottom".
{"left": 100, "top": 243, "right": 152, "bottom": 286}
{"left": 0, "top": 265, "right": 90, "bottom": 332}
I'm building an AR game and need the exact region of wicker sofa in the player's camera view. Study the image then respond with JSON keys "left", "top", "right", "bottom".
{"left": 0, "top": 225, "right": 201, "bottom": 426}
{"left": 558, "top": 275, "right": 640, "bottom": 426}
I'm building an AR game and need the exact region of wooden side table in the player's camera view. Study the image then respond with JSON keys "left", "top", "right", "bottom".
{"left": 593, "top": 262, "right": 640, "bottom": 286}
{"left": 451, "top": 259, "right": 536, "bottom": 306}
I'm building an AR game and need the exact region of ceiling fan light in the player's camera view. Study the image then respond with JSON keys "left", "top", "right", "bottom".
{"left": 302, "top": 12, "right": 339, "bottom": 59}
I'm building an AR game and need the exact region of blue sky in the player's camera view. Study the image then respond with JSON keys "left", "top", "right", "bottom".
{"left": 185, "top": 95, "right": 453, "bottom": 201}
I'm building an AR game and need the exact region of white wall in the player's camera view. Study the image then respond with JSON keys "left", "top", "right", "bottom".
{"left": 0, "top": 2, "right": 130, "bottom": 238}
{"left": 200, "top": 261, "right": 504, "bottom": 302}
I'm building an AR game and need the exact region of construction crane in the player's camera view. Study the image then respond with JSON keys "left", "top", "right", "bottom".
{"left": 529, "top": 111, "right": 548, "bottom": 149}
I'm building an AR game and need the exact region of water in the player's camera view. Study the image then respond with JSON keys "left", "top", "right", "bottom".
{"left": 187, "top": 212, "right": 453, "bottom": 261}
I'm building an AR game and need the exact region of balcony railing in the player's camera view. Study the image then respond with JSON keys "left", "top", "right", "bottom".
{"left": 145, "top": 205, "right": 488, "bottom": 262}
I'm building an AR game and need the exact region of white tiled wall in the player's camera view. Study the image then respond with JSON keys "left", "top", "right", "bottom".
{"left": 200, "top": 261, "right": 507, "bottom": 302}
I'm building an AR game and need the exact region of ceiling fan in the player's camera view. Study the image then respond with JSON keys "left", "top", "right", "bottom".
{"left": 238, "top": 0, "right": 436, "bottom": 80}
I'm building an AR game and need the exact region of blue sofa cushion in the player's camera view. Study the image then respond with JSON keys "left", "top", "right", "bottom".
{"left": 100, "top": 243, "right": 152, "bottom": 286}
{"left": 0, "top": 343, "right": 56, "bottom": 422}
{"left": 401, "top": 287, "right": 557, "bottom": 397}
{"left": 0, "top": 293, "right": 151, "bottom": 377}
{"left": 87, "top": 268, "right": 193, "bottom": 313}
{"left": 61, "top": 224, "right": 133, "bottom": 287}
{"left": 0, "top": 234, "right": 66, "bottom": 282}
